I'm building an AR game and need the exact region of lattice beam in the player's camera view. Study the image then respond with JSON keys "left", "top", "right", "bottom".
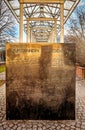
{"left": 20, "top": 0, "right": 64, "bottom": 4}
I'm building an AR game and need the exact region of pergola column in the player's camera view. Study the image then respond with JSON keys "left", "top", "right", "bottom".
{"left": 49, "top": 20, "right": 57, "bottom": 43}
{"left": 60, "top": 3, "right": 64, "bottom": 43}
{"left": 48, "top": 29, "right": 53, "bottom": 43}
{"left": 27, "top": 20, "right": 30, "bottom": 42}
{"left": 20, "top": 3, "right": 24, "bottom": 42}
{"left": 52, "top": 30, "right": 54, "bottom": 43}
{"left": 54, "top": 20, "right": 57, "bottom": 43}
{"left": 33, "top": 33, "right": 36, "bottom": 42}
{"left": 30, "top": 27, "right": 31, "bottom": 42}
{"left": 31, "top": 29, "right": 36, "bottom": 42}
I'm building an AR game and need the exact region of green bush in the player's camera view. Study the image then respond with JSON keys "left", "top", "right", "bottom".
{"left": 0, "top": 65, "right": 5, "bottom": 73}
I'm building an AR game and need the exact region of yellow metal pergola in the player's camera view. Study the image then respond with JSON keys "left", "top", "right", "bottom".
{"left": 4, "top": 0, "right": 80, "bottom": 43}
{"left": 20, "top": 0, "right": 64, "bottom": 43}
{"left": 26, "top": 18, "right": 57, "bottom": 43}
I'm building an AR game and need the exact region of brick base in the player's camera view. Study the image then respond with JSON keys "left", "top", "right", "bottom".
{"left": 76, "top": 66, "right": 85, "bottom": 79}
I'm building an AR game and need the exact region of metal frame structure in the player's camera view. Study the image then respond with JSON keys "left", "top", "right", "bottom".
{"left": 4, "top": 0, "right": 80, "bottom": 43}
{"left": 26, "top": 18, "right": 57, "bottom": 42}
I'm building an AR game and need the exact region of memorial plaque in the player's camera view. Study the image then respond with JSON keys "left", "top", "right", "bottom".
{"left": 6, "top": 43, "right": 75, "bottom": 120}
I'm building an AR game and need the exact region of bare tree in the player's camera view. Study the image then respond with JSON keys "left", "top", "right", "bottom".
{"left": 0, "top": 0, "right": 18, "bottom": 44}
{"left": 65, "top": 6, "right": 85, "bottom": 66}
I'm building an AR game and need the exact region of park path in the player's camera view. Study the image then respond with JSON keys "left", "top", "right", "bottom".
{"left": 0, "top": 72, "right": 6, "bottom": 80}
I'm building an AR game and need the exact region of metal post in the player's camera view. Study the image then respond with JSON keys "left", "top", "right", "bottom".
{"left": 51, "top": 24, "right": 54, "bottom": 43}
{"left": 20, "top": 3, "right": 24, "bottom": 42}
{"left": 48, "top": 29, "right": 53, "bottom": 43}
{"left": 30, "top": 27, "right": 31, "bottom": 43}
{"left": 27, "top": 20, "right": 29, "bottom": 42}
{"left": 60, "top": 3, "right": 64, "bottom": 43}
{"left": 54, "top": 20, "right": 57, "bottom": 43}
{"left": 50, "top": 28, "right": 53, "bottom": 43}
{"left": 31, "top": 29, "right": 32, "bottom": 42}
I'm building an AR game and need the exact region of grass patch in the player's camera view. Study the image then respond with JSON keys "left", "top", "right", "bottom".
{"left": 0, "top": 65, "right": 5, "bottom": 73}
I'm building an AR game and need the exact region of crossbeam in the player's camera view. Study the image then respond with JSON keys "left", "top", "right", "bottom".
{"left": 32, "top": 27, "right": 52, "bottom": 30}
{"left": 27, "top": 18, "right": 56, "bottom": 21}
{"left": 20, "top": 0, "right": 64, "bottom": 4}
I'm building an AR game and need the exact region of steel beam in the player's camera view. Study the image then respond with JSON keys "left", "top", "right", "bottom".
{"left": 32, "top": 27, "right": 52, "bottom": 31}
{"left": 54, "top": 20, "right": 57, "bottom": 43}
{"left": 20, "top": 0, "right": 64, "bottom": 4}
{"left": 60, "top": 3, "right": 64, "bottom": 43}
{"left": 27, "top": 20, "right": 30, "bottom": 42}
{"left": 27, "top": 17, "right": 56, "bottom": 21}
{"left": 20, "top": 3, "right": 24, "bottom": 42}
{"left": 4, "top": 0, "right": 19, "bottom": 23}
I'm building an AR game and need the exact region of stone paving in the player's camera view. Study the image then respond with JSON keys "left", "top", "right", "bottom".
{"left": 0, "top": 72, "right": 5, "bottom": 80}
{"left": 0, "top": 79, "right": 85, "bottom": 130}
